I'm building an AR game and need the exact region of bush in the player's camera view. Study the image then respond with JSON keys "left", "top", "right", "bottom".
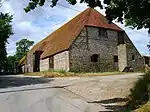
{"left": 57, "top": 69, "right": 67, "bottom": 74}
{"left": 48, "top": 69, "right": 67, "bottom": 74}
{"left": 127, "top": 71, "right": 150, "bottom": 110}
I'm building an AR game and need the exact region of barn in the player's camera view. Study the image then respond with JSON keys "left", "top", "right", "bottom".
{"left": 20, "top": 8, "right": 144, "bottom": 73}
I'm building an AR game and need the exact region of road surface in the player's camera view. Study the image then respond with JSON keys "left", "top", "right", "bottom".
{"left": 0, "top": 73, "right": 143, "bottom": 112}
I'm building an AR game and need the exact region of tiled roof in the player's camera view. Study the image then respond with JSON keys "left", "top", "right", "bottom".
{"left": 28, "top": 8, "right": 123, "bottom": 59}
{"left": 19, "top": 56, "right": 26, "bottom": 65}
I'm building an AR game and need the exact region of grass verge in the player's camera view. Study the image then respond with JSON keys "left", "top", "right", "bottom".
{"left": 134, "top": 101, "right": 150, "bottom": 112}
{"left": 125, "top": 71, "right": 150, "bottom": 111}
{"left": 24, "top": 70, "right": 125, "bottom": 78}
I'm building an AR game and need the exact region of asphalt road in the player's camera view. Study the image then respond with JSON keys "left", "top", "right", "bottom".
{"left": 0, "top": 73, "right": 143, "bottom": 112}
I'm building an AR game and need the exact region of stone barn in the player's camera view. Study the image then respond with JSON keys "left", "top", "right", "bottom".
{"left": 22, "top": 8, "right": 144, "bottom": 73}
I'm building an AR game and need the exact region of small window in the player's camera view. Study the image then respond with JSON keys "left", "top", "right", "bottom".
{"left": 114, "top": 55, "right": 118, "bottom": 63}
{"left": 99, "top": 28, "right": 107, "bottom": 37}
{"left": 132, "top": 55, "right": 135, "bottom": 61}
{"left": 118, "top": 32, "right": 124, "bottom": 45}
{"left": 91, "top": 54, "right": 98, "bottom": 62}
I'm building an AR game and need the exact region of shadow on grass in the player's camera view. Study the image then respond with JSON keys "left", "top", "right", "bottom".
{"left": 88, "top": 98, "right": 129, "bottom": 104}
{"left": 0, "top": 75, "right": 53, "bottom": 88}
{"left": 88, "top": 98, "right": 129, "bottom": 112}
{"left": 126, "top": 72, "right": 150, "bottom": 111}
{"left": 100, "top": 105, "right": 127, "bottom": 112}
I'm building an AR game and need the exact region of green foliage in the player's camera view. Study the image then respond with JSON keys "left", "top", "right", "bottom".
{"left": 4, "top": 39, "right": 34, "bottom": 74}
{"left": 6, "top": 55, "right": 17, "bottom": 74}
{"left": 106, "top": 0, "right": 150, "bottom": 31}
{"left": 16, "top": 39, "right": 34, "bottom": 61}
{"left": 24, "top": 0, "right": 103, "bottom": 12}
{"left": 24, "top": 0, "right": 150, "bottom": 32}
{"left": 48, "top": 69, "right": 67, "bottom": 74}
{"left": 127, "top": 72, "right": 150, "bottom": 110}
{"left": 0, "top": 12, "right": 13, "bottom": 73}
{"left": 56, "top": 69, "right": 67, "bottom": 74}
{"left": 134, "top": 101, "right": 150, "bottom": 112}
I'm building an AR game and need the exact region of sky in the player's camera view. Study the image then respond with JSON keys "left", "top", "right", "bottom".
{"left": 0, "top": 0, "right": 149, "bottom": 56}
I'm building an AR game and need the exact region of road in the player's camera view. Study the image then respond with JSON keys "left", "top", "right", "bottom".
{"left": 0, "top": 73, "right": 143, "bottom": 112}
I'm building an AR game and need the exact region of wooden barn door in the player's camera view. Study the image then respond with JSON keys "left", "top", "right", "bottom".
{"left": 34, "top": 51, "right": 43, "bottom": 72}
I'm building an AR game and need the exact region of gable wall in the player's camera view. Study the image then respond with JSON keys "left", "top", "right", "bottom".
{"left": 69, "top": 27, "right": 119, "bottom": 72}
{"left": 69, "top": 26, "right": 144, "bottom": 72}
{"left": 124, "top": 34, "right": 144, "bottom": 71}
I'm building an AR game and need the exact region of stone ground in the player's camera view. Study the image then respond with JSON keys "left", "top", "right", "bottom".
{"left": 0, "top": 73, "right": 143, "bottom": 112}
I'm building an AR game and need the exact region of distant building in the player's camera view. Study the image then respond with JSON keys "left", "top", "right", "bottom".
{"left": 19, "top": 8, "right": 144, "bottom": 73}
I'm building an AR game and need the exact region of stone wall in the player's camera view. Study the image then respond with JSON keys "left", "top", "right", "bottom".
{"left": 26, "top": 54, "right": 34, "bottom": 72}
{"left": 69, "top": 26, "right": 144, "bottom": 72}
{"left": 54, "top": 51, "right": 70, "bottom": 71}
{"left": 69, "top": 27, "right": 119, "bottom": 72}
{"left": 40, "top": 58, "right": 49, "bottom": 71}
{"left": 124, "top": 34, "right": 144, "bottom": 71}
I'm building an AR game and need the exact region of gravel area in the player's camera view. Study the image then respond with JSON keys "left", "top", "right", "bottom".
{"left": 65, "top": 73, "right": 142, "bottom": 101}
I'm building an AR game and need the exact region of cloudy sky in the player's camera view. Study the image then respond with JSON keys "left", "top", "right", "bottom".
{"left": 0, "top": 0, "right": 149, "bottom": 56}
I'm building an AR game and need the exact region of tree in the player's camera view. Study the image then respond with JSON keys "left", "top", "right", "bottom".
{"left": 0, "top": 12, "right": 13, "bottom": 74}
{"left": 16, "top": 39, "right": 34, "bottom": 61}
{"left": 24, "top": 0, "right": 150, "bottom": 33}
{"left": 6, "top": 55, "right": 17, "bottom": 74}
{"left": 0, "top": 0, "right": 2, "bottom": 7}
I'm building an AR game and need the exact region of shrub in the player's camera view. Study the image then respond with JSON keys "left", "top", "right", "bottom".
{"left": 127, "top": 71, "right": 150, "bottom": 110}
{"left": 57, "top": 69, "right": 67, "bottom": 74}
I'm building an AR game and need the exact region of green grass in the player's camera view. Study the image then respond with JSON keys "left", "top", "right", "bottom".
{"left": 134, "top": 101, "right": 150, "bottom": 112}
{"left": 24, "top": 70, "right": 125, "bottom": 78}
{"left": 125, "top": 71, "right": 150, "bottom": 111}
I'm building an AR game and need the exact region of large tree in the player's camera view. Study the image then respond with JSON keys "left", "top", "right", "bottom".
{"left": 16, "top": 39, "right": 34, "bottom": 61}
{"left": 5, "top": 39, "right": 34, "bottom": 74}
{"left": 0, "top": 12, "right": 13, "bottom": 74}
{"left": 6, "top": 55, "right": 17, "bottom": 74}
{"left": 24, "top": 0, "right": 150, "bottom": 32}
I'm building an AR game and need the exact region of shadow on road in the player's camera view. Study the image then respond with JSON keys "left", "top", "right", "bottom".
{"left": 88, "top": 98, "right": 129, "bottom": 112}
{"left": 0, "top": 75, "right": 53, "bottom": 88}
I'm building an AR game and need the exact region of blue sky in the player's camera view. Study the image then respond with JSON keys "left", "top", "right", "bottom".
{"left": 0, "top": 0, "right": 149, "bottom": 56}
